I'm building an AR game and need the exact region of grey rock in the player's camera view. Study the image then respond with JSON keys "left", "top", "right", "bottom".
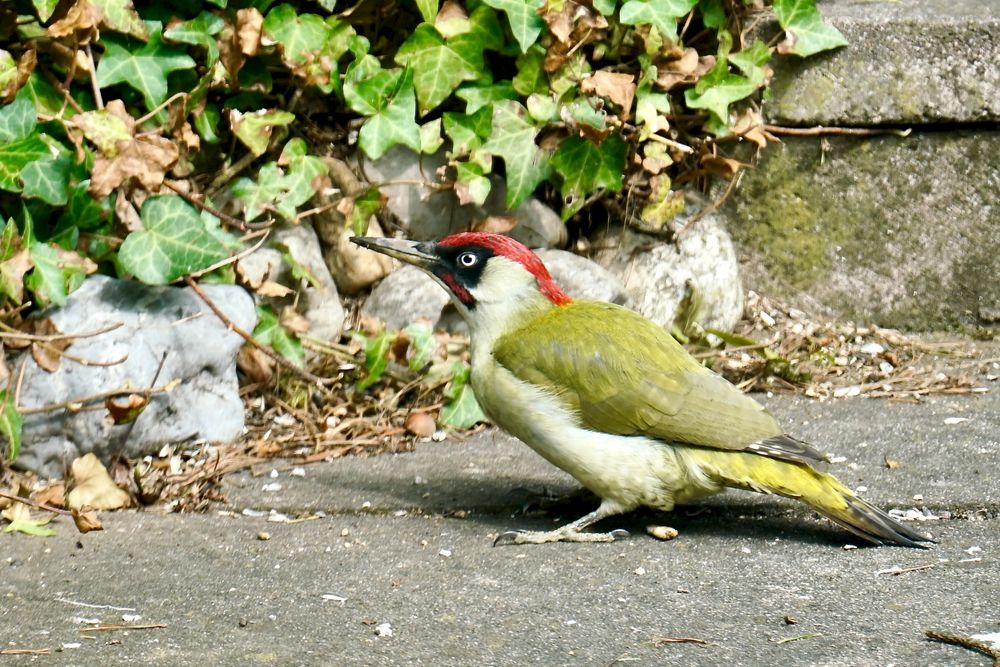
{"left": 593, "top": 215, "right": 745, "bottom": 332}
{"left": 361, "top": 264, "right": 450, "bottom": 331}
{"left": 360, "top": 146, "right": 567, "bottom": 248}
{"left": 534, "top": 249, "right": 626, "bottom": 304}
{"left": 13, "top": 275, "right": 255, "bottom": 478}
{"left": 726, "top": 133, "right": 1000, "bottom": 330}
{"left": 239, "top": 222, "right": 345, "bottom": 341}
{"left": 762, "top": 0, "right": 1000, "bottom": 125}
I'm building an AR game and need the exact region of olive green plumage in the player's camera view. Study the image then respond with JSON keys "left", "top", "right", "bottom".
{"left": 492, "top": 300, "right": 930, "bottom": 547}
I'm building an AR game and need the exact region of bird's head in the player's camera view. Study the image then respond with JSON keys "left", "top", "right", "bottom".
{"left": 352, "top": 232, "right": 571, "bottom": 333}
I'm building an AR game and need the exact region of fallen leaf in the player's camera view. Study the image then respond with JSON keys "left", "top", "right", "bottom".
{"left": 27, "top": 318, "right": 71, "bottom": 373}
{"left": 1, "top": 502, "right": 57, "bottom": 537}
{"left": 2, "top": 46, "right": 36, "bottom": 104}
{"left": 47, "top": 0, "right": 102, "bottom": 40}
{"left": 33, "top": 482, "right": 65, "bottom": 508}
{"left": 71, "top": 505, "right": 103, "bottom": 533}
{"left": 89, "top": 134, "right": 180, "bottom": 197}
{"left": 883, "top": 455, "right": 900, "bottom": 469}
{"left": 404, "top": 411, "right": 436, "bottom": 438}
{"left": 237, "top": 346, "right": 274, "bottom": 384}
{"left": 256, "top": 281, "right": 293, "bottom": 298}
{"left": 66, "top": 453, "right": 131, "bottom": 511}
{"left": 655, "top": 50, "right": 714, "bottom": 91}
{"left": 581, "top": 70, "right": 635, "bottom": 118}
{"left": 105, "top": 393, "right": 148, "bottom": 425}
{"left": 472, "top": 216, "right": 519, "bottom": 234}
{"left": 700, "top": 154, "right": 751, "bottom": 179}
{"left": 236, "top": 8, "right": 263, "bottom": 56}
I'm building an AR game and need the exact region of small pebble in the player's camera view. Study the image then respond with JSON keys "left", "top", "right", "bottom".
{"left": 257, "top": 532, "right": 270, "bottom": 541}
{"left": 646, "top": 525, "right": 679, "bottom": 541}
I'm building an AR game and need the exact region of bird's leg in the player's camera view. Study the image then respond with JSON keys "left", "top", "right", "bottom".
{"left": 493, "top": 500, "right": 630, "bottom": 546}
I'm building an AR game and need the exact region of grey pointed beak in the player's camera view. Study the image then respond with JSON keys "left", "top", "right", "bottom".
{"left": 350, "top": 237, "right": 437, "bottom": 268}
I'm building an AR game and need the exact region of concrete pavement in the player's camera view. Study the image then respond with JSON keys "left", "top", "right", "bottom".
{"left": 1, "top": 391, "right": 998, "bottom": 666}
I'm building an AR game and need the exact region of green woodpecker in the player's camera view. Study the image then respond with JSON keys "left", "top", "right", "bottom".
{"left": 352, "top": 233, "right": 932, "bottom": 548}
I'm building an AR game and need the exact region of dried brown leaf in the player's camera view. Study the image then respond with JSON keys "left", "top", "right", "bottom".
{"left": 71, "top": 505, "right": 103, "bottom": 533}
{"left": 105, "top": 392, "right": 148, "bottom": 425}
{"left": 472, "top": 216, "right": 519, "bottom": 235}
{"left": 47, "top": 0, "right": 101, "bottom": 40}
{"left": 238, "top": 345, "right": 275, "bottom": 385}
{"left": 66, "top": 453, "right": 131, "bottom": 511}
{"left": 0, "top": 249, "right": 32, "bottom": 305}
{"left": 237, "top": 8, "right": 263, "bottom": 56}
{"left": 404, "top": 411, "right": 436, "bottom": 438}
{"left": 33, "top": 482, "right": 65, "bottom": 508}
{"left": 2, "top": 46, "right": 36, "bottom": 104}
{"left": 581, "top": 70, "right": 635, "bottom": 118}
{"left": 256, "top": 281, "right": 294, "bottom": 298}
{"left": 700, "top": 154, "right": 750, "bottom": 179}
{"left": 89, "top": 134, "right": 180, "bottom": 197}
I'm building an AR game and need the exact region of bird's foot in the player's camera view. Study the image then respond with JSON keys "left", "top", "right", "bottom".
{"left": 493, "top": 527, "right": 629, "bottom": 546}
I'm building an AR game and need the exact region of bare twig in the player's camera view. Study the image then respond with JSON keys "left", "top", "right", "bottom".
{"left": 877, "top": 563, "right": 936, "bottom": 576}
{"left": 763, "top": 124, "right": 912, "bottom": 138}
{"left": 161, "top": 180, "right": 272, "bottom": 231}
{"left": 674, "top": 169, "right": 744, "bottom": 242}
{"left": 0, "top": 648, "right": 50, "bottom": 655}
{"left": 18, "top": 383, "right": 177, "bottom": 416}
{"left": 183, "top": 277, "right": 334, "bottom": 386}
{"left": 57, "top": 598, "right": 137, "bottom": 612}
{"left": 85, "top": 42, "right": 103, "bottom": 109}
{"left": 186, "top": 230, "right": 272, "bottom": 279}
{"left": 0, "top": 321, "right": 123, "bottom": 343}
{"left": 0, "top": 489, "right": 72, "bottom": 516}
{"left": 135, "top": 92, "right": 188, "bottom": 126}
{"left": 926, "top": 630, "right": 1000, "bottom": 666}
{"left": 207, "top": 150, "right": 260, "bottom": 195}
{"left": 80, "top": 623, "right": 167, "bottom": 633}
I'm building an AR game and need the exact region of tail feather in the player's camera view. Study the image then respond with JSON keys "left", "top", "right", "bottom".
{"left": 680, "top": 447, "right": 935, "bottom": 548}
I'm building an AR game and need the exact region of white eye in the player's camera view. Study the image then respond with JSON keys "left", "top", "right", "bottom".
{"left": 457, "top": 252, "right": 478, "bottom": 268}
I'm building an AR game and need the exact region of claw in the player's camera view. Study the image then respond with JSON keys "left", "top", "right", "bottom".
{"left": 493, "top": 530, "right": 523, "bottom": 547}
{"left": 610, "top": 528, "right": 630, "bottom": 539}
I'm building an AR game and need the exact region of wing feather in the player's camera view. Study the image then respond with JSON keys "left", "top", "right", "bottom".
{"left": 493, "top": 301, "right": 826, "bottom": 464}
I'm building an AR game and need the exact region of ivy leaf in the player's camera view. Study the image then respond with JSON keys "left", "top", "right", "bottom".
{"left": 440, "top": 363, "right": 486, "bottom": 428}
{"left": 0, "top": 389, "right": 22, "bottom": 461}
{"left": 163, "top": 11, "right": 225, "bottom": 66}
{"left": 25, "top": 242, "right": 70, "bottom": 307}
{"left": 482, "top": 0, "right": 545, "bottom": 52}
{"left": 443, "top": 106, "right": 492, "bottom": 156}
{"left": 0, "top": 137, "right": 49, "bottom": 193}
{"left": 774, "top": 0, "right": 847, "bottom": 57}
{"left": 684, "top": 55, "right": 763, "bottom": 126}
{"left": 550, "top": 135, "right": 627, "bottom": 219}
{"left": 17, "top": 73, "right": 70, "bottom": 119}
{"left": 619, "top": 0, "right": 698, "bottom": 40}
{"left": 395, "top": 23, "right": 483, "bottom": 114}
{"left": 31, "top": 0, "right": 60, "bottom": 21}
{"left": 92, "top": 0, "right": 149, "bottom": 40}
{"left": 512, "top": 45, "right": 546, "bottom": 96}
{"left": 230, "top": 164, "right": 284, "bottom": 221}
{"left": 353, "top": 328, "right": 395, "bottom": 391}
{"left": 254, "top": 305, "right": 305, "bottom": 367}
{"left": 729, "top": 39, "right": 772, "bottom": 77}
{"left": 262, "top": 5, "right": 354, "bottom": 94}
{"left": 0, "top": 96, "right": 38, "bottom": 142}
{"left": 95, "top": 22, "right": 196, "bottom": 111}
{"left": 339, "top": 185, "right": 385, "bottom": 236}
{"left": 231, "top": 109, "right": 295, "bottom": 157}
{"left": 480, "top": 100, "right": 549, "bottom": 208}
{"left": 119, "top": 196, "right": 230, "bottom": 284}
{"left": 403, "top": 321, "right": 438, "bottom": 371}
{"left": 454, "top": 161, "right": 491, "bottom": 206}
{"left": 415, "top": 0, "right": 438, "bottom": 23}
{"left": 455, "top": 81, "right": 516, "bottom": 113}
{"left": 2, "top": 503, "right": 56, "bottom": 537}
{"left": 420, "top": 118, "right": 443, "bottom": 154}
{"left": 20, "top": 154, "right": 73, "bottom": 206}
{"left": 593, "top": 0, "right": 616, "bottom": 14}
{"left": 344, "top": 60, "right": 421, "bottom": 159}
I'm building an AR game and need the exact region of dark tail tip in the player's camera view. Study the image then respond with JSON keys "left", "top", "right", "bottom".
{"left": 823, "top": 496, "right": 936, "bottom": 548}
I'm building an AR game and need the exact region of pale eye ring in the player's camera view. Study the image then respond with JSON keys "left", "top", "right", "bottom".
{"left": 457, "top": 252, "right": 478, "bottom": 268}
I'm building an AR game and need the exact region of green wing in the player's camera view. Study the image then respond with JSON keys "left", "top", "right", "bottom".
{"left": 493, "top": 301, "right": 795, "bottom": 454}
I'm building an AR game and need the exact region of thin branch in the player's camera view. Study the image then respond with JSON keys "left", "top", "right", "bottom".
{"left": 186, "top": 230, "right": 271, "bottom": 279}
{"left": 18, "top": 383, "right": 177, "bottom": 416}
{"left": 926, "top": 630, "right": 1000, "bottom": 666}
{"left": 80, "top": 623, "right": 167, "bottom": 633}
{"left": 763, "top": 124, "right": 912, "bottom": 138}
{"left": 207, "top": 150, "right": 260, "bottom": 195}
{"left": 0, "top": 489, "right": 72, "bottom": 516}
{"left": 135, "top": 92, "right": 188, "bottom": 126}
{"left": 0, "top": 649, "right": 50, "bottom": 656}
{"left": 161, "top": 180, "right": 272, "bottom": 231}
{"left": 646, "top": 132, "right": 695, "bottom": 154}
{"left": 0, "top": 321, "right": 123, "bottom": 343}
{"left": 674, "top": 169, "right": 744, "bottom": 242}
{"left": 296, "top": 200, "right": 341, "bottom": 221}
{"left": 183, "top": 277, "right": 334, "bottom": 386}
{"left": 85, "top": 42, "right": 103, "bottom": 109}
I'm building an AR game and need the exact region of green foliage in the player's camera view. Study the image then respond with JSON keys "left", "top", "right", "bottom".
{"left": 253, "top": 305, "right": 306, "bottom": 367}
{"left": 0, "top": 389, "right": 22, "bottom": 461}
{"left": 0, "top": 0, "right": 845, "bottom": 453}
